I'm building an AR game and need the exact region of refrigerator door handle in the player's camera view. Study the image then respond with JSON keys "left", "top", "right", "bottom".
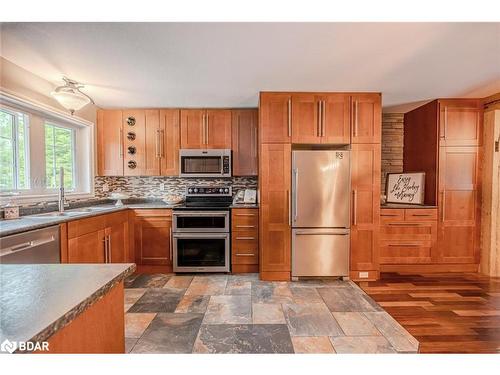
{"left": 293, "top": 168, "right": 299, "bottom": 222}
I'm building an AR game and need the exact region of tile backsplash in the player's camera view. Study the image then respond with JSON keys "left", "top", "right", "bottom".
{"left": 94, "top": 176, "right": 258, "bottom": 199}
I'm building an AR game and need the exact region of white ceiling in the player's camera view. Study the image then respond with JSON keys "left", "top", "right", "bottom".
{"left": 1, "top": 22, "right": 499, "bottom": 112}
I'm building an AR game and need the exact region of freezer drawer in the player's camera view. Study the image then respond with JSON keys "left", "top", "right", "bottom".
{"left": 292, "top": 228, "right": 349, "bottom": 277}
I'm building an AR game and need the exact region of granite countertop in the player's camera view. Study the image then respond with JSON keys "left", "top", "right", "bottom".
{"left": 0, "top": 263, "right": 135, "bottom": 352}
{"left": 381, "top": 203, "right": 438, "bottom": 209}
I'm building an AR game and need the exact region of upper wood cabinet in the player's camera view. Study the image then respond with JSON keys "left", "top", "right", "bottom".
{"left": 97, "top": 110, "right": 124, "bottom": 176}
{"left": 159, "top": 109, "right": 180, "bottom": 175}
{"left": 259, "top": 143, "right": 291, "bottom": 281}
{"left": 350, "top": 93, "right": 381, "bottom": 144}
{"left": 180, "top": 109, "right": 231, "bottom": 149}
{"left": 144, "top": 110, "right": 161, "bottom": 176}
{"left": 133, "top": 209, "right": 173, "bottom": 269}
{"left": 350, "top": 143, "right": 381, "bottom": 276}
{"left": 439, "top": 99, "right": 483, "bottom": 146}
{"left": 232, "top": 109, "right": 258, "bottom": 176}
{"left": 438, "top": 146, "right": 481, "bottom": 264}
{"left": 259, "top": 92, "right": 292, "bottom": 143}
{"left": 291, "top": 93, "right": 351, "bottom": 144}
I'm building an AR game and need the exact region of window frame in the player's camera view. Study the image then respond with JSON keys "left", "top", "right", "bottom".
{"left": 0, "top": 91, "right": 95, "bottom": 203}
{"left": 0, "top": 107, "right": 30, "bottom": 192}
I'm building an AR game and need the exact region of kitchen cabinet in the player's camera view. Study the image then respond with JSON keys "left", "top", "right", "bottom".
{"left": 180, "top": 109, "right": 231, "bottom": 149}
{"left": 66, "top": 211, "right": 129, "bottom": 264}
{"left": 350, "top": 93, "right": 381, "bottom": 144}
{"left": 350, "top": 143, "right": 381, "bottom": 280}
{"left": 133, "top": 209, "right": 173, "bottom": 270}
{"left": 403, "top": 99, "right": 483, "bottom": 272}
{"left": 439, "top": 99, "right": 483, "bottom": 147}
{"left": 232, "top": 109, "right": 258, "bottom": 176}
{"left": 160, "top": 109, "right": 180, "bottom": 175}
{"left": 438, "top": 146, "right": 481, "bottom": 264}
{"left": 291, "top": 93, "right": 350, "bottom": 144}
{"left": 259, "top": 143, "right": 291, "bottom": 281}
{"left": 122, "top": 109, "right": 146, "bottom": 176}
{"left": 379, "top": 208, "right": 438, "bottom": 265}
{"left": 232, "top": 208, "right": 259, "bottom": 273}
{"left": 97, "top": 110, "right": 124, "bottom": 176}
{"left": 259, "top": 92, "right": 292, "bottom": 143}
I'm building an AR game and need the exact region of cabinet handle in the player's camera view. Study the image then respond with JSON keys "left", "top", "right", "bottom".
{"left": 388, "top": 243, "right": 421, "bottom": 248}
{"left": 287, "top": 98, "right": 292, "bottom": 137}
{"left": 234, "top": 213, "right": 257, "bottom": 217}
{"left": 103, "top": 236, "right": 108, "bottom": 263}
{"left": 108, "top": 235, "right": 112, "bottom": 263}
{"left": 322, "top": 100, "right": 326, "bottom": 136}
{"left": 235, "top": 225, "right": 256, "bottom": 228}
{"left": 317, "top": 100, "right": 321, "bottom": 137}
{"left": 386, "top": 223, "right": 427, "bottom": 227}
{"left": 202, "top": 114, "right": 206, "bottom": 145}
{"left": 160, "top": 129, "right": 165, "bottom": 157}
{"left": 410, "top": 213, "right": 432, "bottom": 217}
{"left": 354, "top": 100, "right": 359, "bottom": 137}
{"left": 381, "top": 214, "right": 399, "bottom": 217}
{"left": 155, "top": 129, "right": 160, "bottom": 157}
{"left": 441, "top": 191, "right": 446, "bottom": 222}
{"left": 169, "top": 226, "right": 173, "bottom": 261}
{"left": 235, "top": 236, "right": 256, "bottom": 240}
{"left": 205, "top": 115, "right": 209, "bottom": 145}
{"left": 352, "top": 190, "right": 357, "bottom": 226}
{"left": 235, "top": 253, "right": 255, "bottom": 257}
{"left": 119, "top": 129, "right": 124, "bottom": 158}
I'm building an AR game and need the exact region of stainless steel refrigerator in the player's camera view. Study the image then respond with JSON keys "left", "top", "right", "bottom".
{"left": 291, "top": 149, "right": 350, "bottom": 278}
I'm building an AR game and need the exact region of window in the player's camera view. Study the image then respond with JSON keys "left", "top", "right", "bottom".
{"left": 0, "top": 109, "right": 29, "bottom": 190}
{"left": 44, "top": 123, "right": 75, "bottom": 190}
{"left": 0, "top": 94, "right": 94, "bottom": 200}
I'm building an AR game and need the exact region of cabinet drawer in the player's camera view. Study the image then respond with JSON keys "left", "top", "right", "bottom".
{"left": 405, "top": 209, "right": 437, "bottom": 221}
{"left": 381, "top": 222, "right": 436, "bottom": 242}
{"left": 232, "top": 231, "right": 258, "bottom": 242}
{"left": 380, "top": 209, "right": 404, "bottom": 223}
{"left": 380, "top": 240, "right": 432, "bottom": 264}
{"left": 232, "top": 209, "right": 259, "bottom": 229}
{"left": 232, "top": 239, "right": 258, "bottom": 265}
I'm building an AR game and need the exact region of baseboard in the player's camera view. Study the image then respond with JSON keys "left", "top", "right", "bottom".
{"left": 380, "top": 263, "right": 479, "bottom": 273}
{"left": 135, "top": 265, "right": 173, "bottom": 274}
{"left": 260, "top": 271, "right": 291, "bottom": 281}
{"left": 232, "top": 264, "right": 259, "bottom": 273}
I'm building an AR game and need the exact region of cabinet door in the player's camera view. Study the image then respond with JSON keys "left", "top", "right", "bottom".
{"left": 180, "top": 109, "right": 205, "bottom": 149}
{"left": 68, "top": 229, "right": 106, "bottom": 263}
{"left": 438, "top": 146, "right": 481, "bottom": 264}
{"left": 260, "top": 143, "right": 291, "bottom": 279}
{"left": 123, "top": 110, "right": 146, "bottom": 176}
{"left": 321, "top": 94, "right": 351, "bottom": 144}
{"left": 106, "top": 219, "right": 129, "bottom": 263}
{"left": 206, "top": 109, "right": 232, "bottom": 149}
{"left": 232, "top": 109, "right": 258, "bottom": 176}
{"left": 351, "top": 144, "right": 381, "bottom": 272}
{"left": 351, "top": 94, "right": 381, "bottom": 144}
{"left": 160, "top": 109, "right": 180, "bottom": 176}
{"left": 97, "top": 110, "right": 123, "bottom": 176}
{"left": 144, "top": 109, "right": 161, "bottom": 176}
{"left": 135, "top": 214, "right": 173, "bottom": 265}
{"left": 291, "top": 93, "right": 322, "bottom": 144}
{"left": 259, "top": 92, "right": 292, "bottom": 143}
{"left": 439, "top": 100, "right": 482, "bottom": 146}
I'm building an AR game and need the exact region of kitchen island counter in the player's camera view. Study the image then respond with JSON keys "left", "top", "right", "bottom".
{"left": 0, "top": 263, "right": 135, "bottom": 353}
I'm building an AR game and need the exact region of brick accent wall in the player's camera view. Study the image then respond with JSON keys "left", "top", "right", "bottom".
{"left": 381, "top": 113, "right": 404, "bottom": 195}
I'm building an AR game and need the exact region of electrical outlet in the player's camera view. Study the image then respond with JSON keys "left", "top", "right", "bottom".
{"left": 102, "top": 183, "right": 109, "bottom": 192}
{"left": 160, "top": 183, "right": 165, "bottom": 191}
{"left": 359, "top": 272, "right": 369, "bottom": 279}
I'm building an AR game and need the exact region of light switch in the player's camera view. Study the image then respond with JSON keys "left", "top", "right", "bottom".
{"left": 160, "top": 183, "right": 165, "bottom": 191}
{"left": 102, "top": 183, "right": 109, "bottom": 192}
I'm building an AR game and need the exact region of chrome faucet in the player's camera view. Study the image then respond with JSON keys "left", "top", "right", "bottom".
{"left": 58, "top": 167, "right": 66, "bottom": 214}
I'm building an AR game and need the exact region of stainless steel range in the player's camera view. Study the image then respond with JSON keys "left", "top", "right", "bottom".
{"left": 172, "top": 186, "right": 232, "bottom": 273}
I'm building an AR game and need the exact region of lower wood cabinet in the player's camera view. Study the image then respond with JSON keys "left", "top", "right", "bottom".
{"left": 379, "top": 208, "right": 438, "bottom": 265}
{"left": 133, "top": 209, "right": 173, "bottom": 270}
{"left": 65, "top": 211, "right": 129, "bottom": 264}
{"left": 231, "top": 208, "right": 259, "bottom": 273}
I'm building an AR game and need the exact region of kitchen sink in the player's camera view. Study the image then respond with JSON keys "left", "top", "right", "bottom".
{"left": 28, "top": 211, "right": 87, "bottom": 218}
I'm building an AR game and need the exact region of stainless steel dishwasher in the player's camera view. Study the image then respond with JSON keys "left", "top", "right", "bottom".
{"left": 0, "top": 225, "right": 60, "bottom": 264}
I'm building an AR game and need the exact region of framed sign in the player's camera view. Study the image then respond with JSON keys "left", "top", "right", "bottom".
{"left": 386, "top": 172, "right": 425, "bottom": 205}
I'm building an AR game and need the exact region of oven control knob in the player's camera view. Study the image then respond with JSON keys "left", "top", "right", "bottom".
{"left": 224, "top": 188, "right": 229, "bottom": 193}
{"left": 188, "top": 188, "right": 193, "bottom": 193}
{"left": 219, "top": 188, "right": 223, "bottom": 193}
{"left": 194, "top": 188, "right": 198, "bottom": 193}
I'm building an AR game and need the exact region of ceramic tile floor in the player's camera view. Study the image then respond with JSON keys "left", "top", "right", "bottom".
{"left": 123, "top": 273, "right": 419, "bottom": 354}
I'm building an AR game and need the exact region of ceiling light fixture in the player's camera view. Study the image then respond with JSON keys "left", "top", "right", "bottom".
{"left": 51, "top": 77, "right": 95, "bottom": 115}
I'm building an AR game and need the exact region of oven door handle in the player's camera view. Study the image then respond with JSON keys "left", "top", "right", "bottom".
{"left": 173, "top": 212, "right": 229, "bottom": 217}
{"left": 173, "top": 233, "right": 230, "bottom": 239}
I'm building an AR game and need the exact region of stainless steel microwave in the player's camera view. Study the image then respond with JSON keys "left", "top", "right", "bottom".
{"left": 179, "top": 149, "right": 232, "bottom": 178}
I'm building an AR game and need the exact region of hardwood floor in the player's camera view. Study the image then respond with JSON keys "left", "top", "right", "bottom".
{"left": 358, "top": 272, "right": 500, "bottom": 353}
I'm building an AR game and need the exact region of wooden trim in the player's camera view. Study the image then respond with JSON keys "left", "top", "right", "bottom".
{"left": 59, "top": 223, "right": 68, "bottom": 263}
{"left": 41, "top": 282, "right": 125, "bottom": 354}
{"left": 380, "top": 263, "right": 479, "bottom": 273}
{"left": 260, "top": 271, "right": 290, "bottom": 281}
{"left": 232, "top": 264, "right": 259, "bottom": 273}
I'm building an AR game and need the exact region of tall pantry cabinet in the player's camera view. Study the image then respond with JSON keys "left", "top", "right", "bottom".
{"left": 259, "top": 92, "right": 382, "bottom": 281}
{"left": 404, "top": 99, "right": 483, "bottom": 270}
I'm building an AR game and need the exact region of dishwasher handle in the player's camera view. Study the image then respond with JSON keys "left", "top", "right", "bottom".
{"left": 0, "top": 236, "right": 56, "bottom": 257}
